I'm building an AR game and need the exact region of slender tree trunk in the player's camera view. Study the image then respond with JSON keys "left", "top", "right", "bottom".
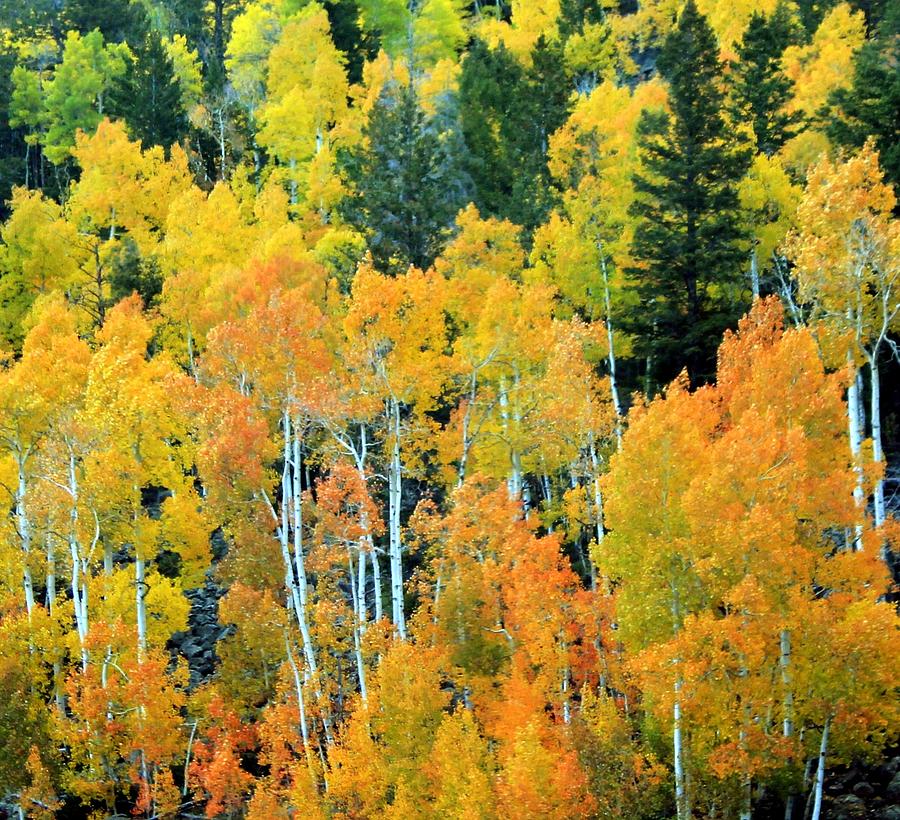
{"left": 387, "top": 398, "right": 406, "bottom": 639}
{"left": 512, "top": 369, "right": 527, "bottom": 509}
{"left": 671, "top": 582, "right": 687, "bottom": 820}
{"left": 289, "top": 157, "right": 298, "bottom": 206}
{"left": 68, "top": 451, "right": 89, "bottom": 669}
{"left": 458, "top": 369, "right": 477, "bottom": 487}
{"left": 218, "top": 107, "right": 227, "bottom": 180}
{"left": 45, "top": 536, "right": 56, "bottom": 605}
{"left": 780, "top": 629, "right": 794, "bottom": 737}
{"left": 810, "top": 718, "right": 831, "bottom": 820}
{"left": 186, "top": 326, "right": 198, "bottom": 382}
{"left": 498, "top": 377, "right": 519, "bottom": 499}
{"left": 284, "top": 632, "right": 315, "bottom": 775}
{"left": 846, "top": 354, "right": 865, "bottom": 551}
{"left": 348, "top": 550, "right": 368, "bottom": 703}
{"left": 357, "top": 536, "right": 367, "bottom": 629}
{"left": 47, "top": 533, "right": 65, "bottom": 713}
{"left": 183, "top": 720, "right": 198, "bottom": 797}
{"left": 276, "top": 436, "right": 306, "bottom": 653}
{"left": 372, "top": 550, "right": 383, "bottom": 621}
{"left": 353, "top": 422, "right": 383, "bottom": 622}
{"left": 16, "top": 455, "right": 35, "bottom": 618}
{"left": 599, "top": 247, "right": 623, "bottom": 448}
{"left": 739, "top": 703, "right": 753, "bottom": 820}
{"left": 781, "top": 629, "right": 797, "bottom": 820}
{"left": 674, "top": 675, "right": 687, "bottom": 820}
{"left": 135, "top": 553, "right": 147, "bottom": 660}
{"left": 750, "top": 245, "right": 760, "bottom": 299}
{"left": 290, "top": 416, "right": 317, "bottom": 675}
{"left": 868, "top": 353, "right": 885, "bottom": 529}
{"left": 587, "top": 436, "right": 604, "bottom": 590}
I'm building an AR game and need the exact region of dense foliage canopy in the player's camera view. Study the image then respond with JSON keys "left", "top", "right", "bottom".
{"left": 0, "top": 0, "right": 897, "bottom": 818}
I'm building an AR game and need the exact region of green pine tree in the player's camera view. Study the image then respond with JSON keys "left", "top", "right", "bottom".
{"left": 323, "top": 0, "right": 379, "bottom": 85}
{"left": 626, "top": 0, "right": 750, "bottom": 389}
{"left": 459, "top": 38, "right": 523, "bottom": 221}
{"left": 111, "top": 33, "right": 187, "bottom": 149}
{"left": 730, "top": 3, "right": 802, "bottom": 156}
{"left": 339, "top": 81, "right": 471, "bottom": 275}
{"left": 827, "top": 7, "right": 900, "bottom": 190}
{"left": 459, "top": 36, "right": 568, "bottom": 233}
{"left": 558, "top": 0, "right": 608, "bottom": 39}
{"left": 62, "top": 0, "right": 149, "bottom": 44}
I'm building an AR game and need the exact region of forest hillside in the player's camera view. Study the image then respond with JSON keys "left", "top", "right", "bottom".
{"left": 0, "top": 0, "right": 898, "bottom": 818}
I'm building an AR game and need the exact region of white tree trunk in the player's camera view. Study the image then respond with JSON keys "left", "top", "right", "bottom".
{"left": 868, "top": 355, "right": 885, "bottom": 528}
{"left": 284, "top": 632, "right": 314, "bottom": 771}
{"left": 67, "top": 451, "right": 89, "bottom": 669}
{"left": 45, "top": 533, "right": 56, "bottom": 612}
{"left": 372, "top": 550, "right": 383, "bottom": 622}
{"left": 290, "top": 416, "right": 317, "bottom": 676}
{"left": 780, "top": 628, "right": 797, "bottom": 819}
{"left": 846, "top": 355, "right": 865, "bottom": 551}
{"left": 388, "top": 398, "right": 406, "bottom": 639}
{"left": 780, "top": 629, "right": 794, "bottom": 738}
{"left": 135, "top": 554, "right": 147, "bottom": 660}
{"left": 512, "top": 369, "right": 527, "bottom": 509}
{"left": 750, "top": 245, "right": 760, "bottom": 299}
{"left": 457, "top": 370, "right": 477, "bottom": 487}
{"left": 587, "top": 437, "right": 603, "bottom": 590}
{"left": 348, "top": 550, "right": 368, "bottom": 703}
{"left": 674, "top": 675, "right": 687, "bottom": 820}
{"left": 810, "top": 718, "right": 830, "bottom": 820}
{"left": 599, "top": 248, "right": 623, "bottom": 449}
{"left": 46, "top": 533, "right": 65, "bottom": 712}
{"left": 498, "top": 377, "right": 520, "bottom": 499}
{"left": 16, "top": 455, "right": 35, "bottom": 618}
{"left": 273, "top": 416, "right": 309, "bottom": 668}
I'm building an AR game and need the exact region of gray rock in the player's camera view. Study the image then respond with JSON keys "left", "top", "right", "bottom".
{"left": 829, "top": 794, "right": 866, "bottom": 820}
{"left": 889, "top": 772, "right": 900, "bottom": 802}
{"left": 879, "top": 806, "right": 900, "bottom": 820}
{"left": 853, "top": 781, "right": 874, "bottom": 798}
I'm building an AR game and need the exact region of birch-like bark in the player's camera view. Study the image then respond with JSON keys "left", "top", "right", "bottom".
{"left": 458, "top": 369, "right": 477, "bottom": 487}
{"left": 781, "top": 628, "right": 797, "bottom": 820}
{"left": 372, "top": 550, "right": 383, "bottom": 622}
{"left": 671, "top": 583, "right": 687, "bottom": 820}
{"left": 284, "top": 633, "right": 314, "bottom": 773}
{"left": 269, "top": 440, "right": 306, "bottom": 660}
{"left": 67, "top": 449, "right": 89, "bottom": 670}
{"left": 868, "top": 355, "right": 885, "bottom": 528}
{"left": 135, "top": 552, "right": 147, "bottom": 660}
{"left": 329, "top": 421, "right": 383, "bottom": 622}
{"left": 780, "top": 629, "right": 795, "bottom": 737}
{"left": 810, "top": 717, "right": 830, "bottom": 820}
{"left": 739, "top": 748, "right": 752, "bottom": 819}
{"left": 511, "top": 368, "right": 527, "bottom": 509}
{"left": 750, "top": 245, "right": 760, "bottom": 299}
{"left": 587, "top": 436, "right": 603, "bottom": 591}
{"left": 290, "top": 415, "right": 317, "bottom": 675}
{"left": 674, "top": 675, "right": 687, "bottom": 820}
{"left": 598, "top": 246, "right": 623, "bottom": 448}
{"left": 387, "top": 398, "right": 406, "bottom": 639}
{"left": 846, "top": 353, "right": 865, "bottom": 551}
{"left": 498, "top": 377, "right": 518, "bottom": 499}
{"left": 186, "top": 326, "right": 198, "bottom": 382}
{"left": 15, "top": 454, "right": 35, "bottom": 618}
{"left": 357, "top": 535, "right": 367, "bottom": 630}
{"left": 45, "top": 534, "right": 55, "bottom": 609}
{"left": 348, "top": 550, "right": 368, "bottom": 703}
{"left": 46, "top": 533, "right": 65, "bottom": 713}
